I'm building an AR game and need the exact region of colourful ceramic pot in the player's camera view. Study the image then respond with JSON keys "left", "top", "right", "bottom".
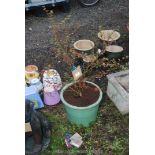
{"left": 43, "top": 69, "right": 62, "bottom": 91}
{"left": 25, "top": 65, "right": 39, "bottom": 84}
{"left": 44, "top": 89, "right": 60, "bottom": 106}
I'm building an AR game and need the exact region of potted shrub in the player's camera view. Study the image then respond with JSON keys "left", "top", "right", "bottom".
{"left": 51, "top": 23, "right": 103, "bottom": 126}
{"left": 60, "top": 79, "right": 103, "bottom": 127}
{"left": 60, "top": 51, "right": 103, "bottom": 126}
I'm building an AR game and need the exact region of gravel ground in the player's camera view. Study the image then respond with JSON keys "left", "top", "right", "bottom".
{"left": 25, "top": 0, "right": 129, "bottom": 72}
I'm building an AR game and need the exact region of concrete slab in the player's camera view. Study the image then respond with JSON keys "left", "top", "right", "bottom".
{"left": 107, "top": 70, "right": 129, "bottom": 115}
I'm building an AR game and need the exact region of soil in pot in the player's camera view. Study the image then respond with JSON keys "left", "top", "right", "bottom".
{"left": 63, "top": 83, "right": 100, "bottom": 107}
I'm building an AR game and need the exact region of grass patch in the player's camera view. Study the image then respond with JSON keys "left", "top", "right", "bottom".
{"left": 40, "top": 96, "right": 128, "bottom": 155}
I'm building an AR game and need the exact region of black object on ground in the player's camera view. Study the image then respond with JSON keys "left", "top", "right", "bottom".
{"left": 25, "top": 100, "right": 52, "bottom": 154}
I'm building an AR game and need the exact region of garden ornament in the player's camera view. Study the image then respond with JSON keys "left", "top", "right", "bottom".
{"left": 25, "top": 100, "right": 51, "bottom": 154}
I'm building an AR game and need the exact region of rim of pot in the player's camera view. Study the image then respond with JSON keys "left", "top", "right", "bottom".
{"left": 25, "top": 65, "right": 38, "bottom": 73}
{"left": 98, "top": 30, "right": 120, "bottom": 41}
{"left": 60, "top": 81, "right": 103, "bottom": 110}
{"left": 73, "top": 40, "right": 95, "bottom": 52}
{"left": 105, "top": 45, "right": 123, "bottom": 53}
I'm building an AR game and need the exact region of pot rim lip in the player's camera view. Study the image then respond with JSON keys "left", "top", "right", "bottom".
{"left": 25, "top": 65, "right": 38, "bottom": 73}
{"left": 106, "top": 45, "right": 123, "bottom": 53}
{"left": 60, "top": 81, "right": 103, "bottom": 110}
{"left": 98, "top": 30, "right": 120, "bottom": 41}
{"left": 73, "top": 40, "right": 95, "bottom": 52}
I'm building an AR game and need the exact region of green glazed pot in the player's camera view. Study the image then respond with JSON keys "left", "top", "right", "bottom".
{"left": 60, "top": 81, "right": 103, "bottom": 127}
{"left": 105, "top": 45, "right": 123, "bottom": 59}
{"left": 106, "top": 51, "right": 122, "bottom": 59}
